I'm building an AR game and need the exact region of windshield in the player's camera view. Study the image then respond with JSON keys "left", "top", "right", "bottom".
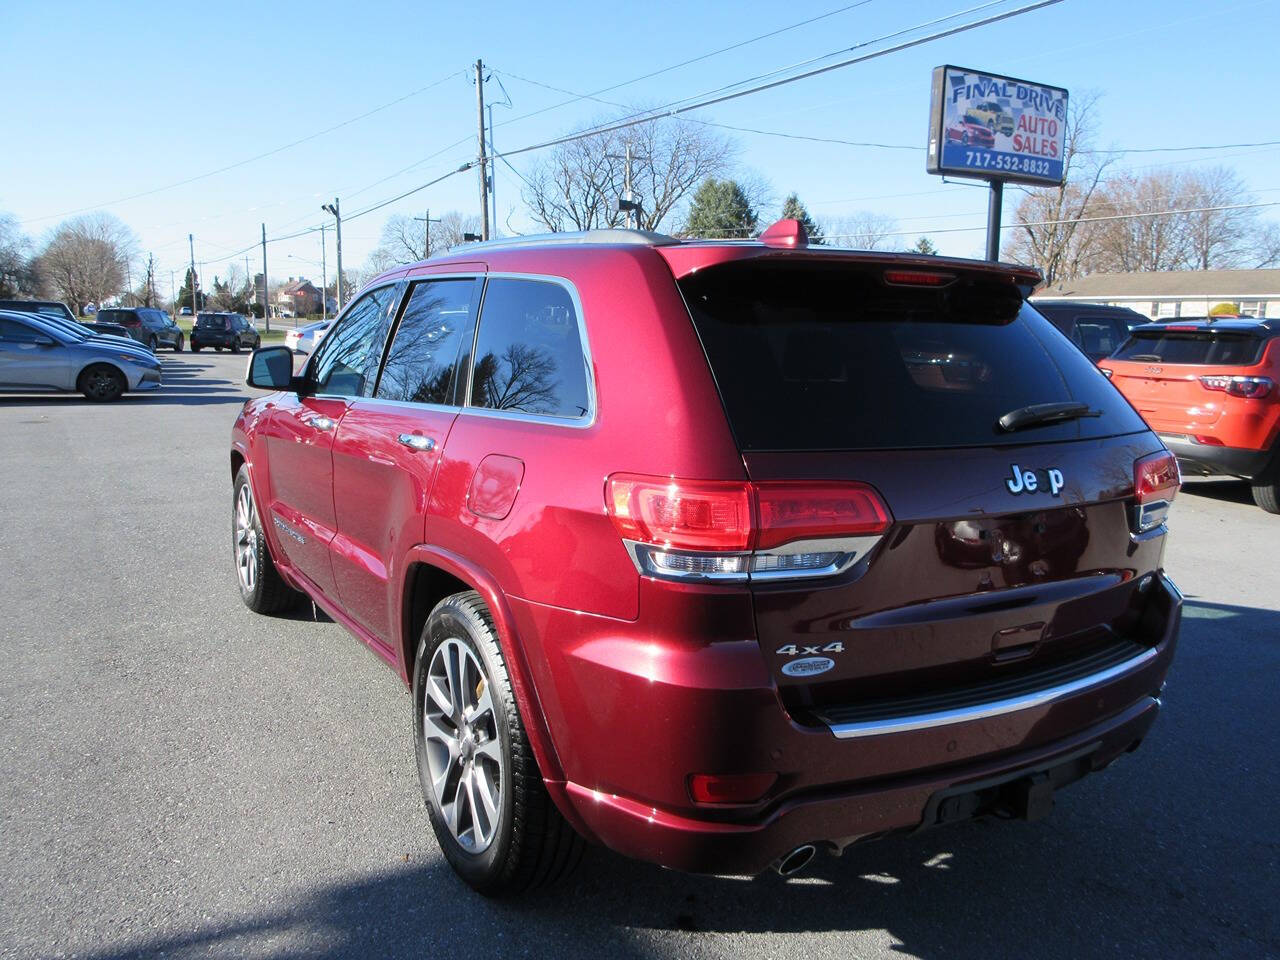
{"left": 679, "top": 261, "right": 1146, "bottom": 451}
{"left": 1112, "top": 329, "right": 1268, "bottom": 366}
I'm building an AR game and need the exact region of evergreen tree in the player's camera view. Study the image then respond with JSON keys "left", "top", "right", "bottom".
{"left": 683, "top": 178, "right": 758, "bottom": 239}
{"left": 778, "top": 193, "right": 824, "bottom": 244}
{"left": 911, "top": 236, "right": 938, "bottom": 255}
{"left": 175, "top": 266, "right": 205, "bottom": 313}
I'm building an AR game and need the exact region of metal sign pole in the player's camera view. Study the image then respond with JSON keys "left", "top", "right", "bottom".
{"left": 985, "top": 178, "right": 1004, "bottom": 262}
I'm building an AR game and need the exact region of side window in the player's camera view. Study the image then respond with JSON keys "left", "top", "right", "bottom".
{"left": 375, "top": 279, "right": 478, "bottom": 406}
{"left": 468, "top": 278, "right": 590, "bottom": 419}
{"left": 311, "top": 286, "right": 397, "bottom": 397}
{"left": 0, "top": 318, "right": 43, "bottom": 342}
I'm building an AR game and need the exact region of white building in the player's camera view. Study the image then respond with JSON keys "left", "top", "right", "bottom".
{"left": 1035, "top": 268, "right": 1280, "bottom": 319}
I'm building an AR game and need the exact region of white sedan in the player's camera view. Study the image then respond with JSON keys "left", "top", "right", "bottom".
{"left": 284, "top": 319, "right": 330, "bottom": 354}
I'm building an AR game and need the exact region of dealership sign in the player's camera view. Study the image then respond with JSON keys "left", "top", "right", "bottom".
{"left": 926, "top": 65, "right": 1068, "bottom": 186}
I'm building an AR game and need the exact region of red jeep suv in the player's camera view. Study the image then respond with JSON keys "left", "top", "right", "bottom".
{"left": 231, "top": 221, "right": 1181, "bottom": 895}
{"left": 1100, "top": 318, "right": 1280, "bottom": 512}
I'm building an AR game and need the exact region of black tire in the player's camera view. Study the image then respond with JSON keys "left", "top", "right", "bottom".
{"left": 253, "top": 337, "right": 261, "bottom": 350}
{"left": 78, "top": 364, "right": 125, "bottom": 402}
{"left": 962, "top": 132, "right": 970, "bottom": 145}
{"left": 215, "top": 346, "right": 223, "bottom": 352}
{"left": 173, "top": 335, "right": 183, "bottom": 352}
{"left": 148, "top": 335, "right": 159, "bottom": 351}
{"left": 191, "top": 343, "right": 201, "bottom": 352}
{"left": 413, "top": 592, "right": 584, "bottom": 896}
{"left": 1252, "top": 479, "right": 1280, "bottom": 514}
{"left": 232, "top": 465, "right": 303, "bottom": 614}
{"left": 230, "top": 339, "right": 240, "bottom": 354}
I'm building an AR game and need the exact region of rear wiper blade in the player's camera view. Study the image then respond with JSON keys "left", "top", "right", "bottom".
{"left": 997, "top": 401, "right": 1101, "bottom": 433}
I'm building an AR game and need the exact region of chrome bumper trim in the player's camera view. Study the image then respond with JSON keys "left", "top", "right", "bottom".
{"left": 826, "top": 646, "right": 1159, "bottom": 739}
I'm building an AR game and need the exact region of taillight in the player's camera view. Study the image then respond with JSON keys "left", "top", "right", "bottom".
{"left": 688, "top": 772, "right": 778, "bottom": 805}
{"left": 1199, "top": 375, "right": 1274, "bottom": 399}
{"left": 883, "top": 269, "right": 955, "bottom": 287}
{"left": 605, "top": 474, "right": 892, "bottom": 583}
{"left": 1132, "top": 450, "right": 1180, "bottom": 534}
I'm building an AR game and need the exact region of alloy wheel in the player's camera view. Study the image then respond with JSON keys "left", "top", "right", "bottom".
{"left": 423, "top": 638, "right": 503, "bottom": 853}
{"left": 84, "top": 369, "right": 119, "bottom": 400}
{"left": 234, "top": 483, "right": 257, "bottom": 593}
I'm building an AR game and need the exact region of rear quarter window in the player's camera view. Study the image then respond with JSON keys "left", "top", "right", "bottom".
{"left": 680, "top": 261, "right": 1147, "bottom": 451}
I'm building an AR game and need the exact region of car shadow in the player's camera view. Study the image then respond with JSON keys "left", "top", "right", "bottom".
{"left": 1179, "top": 478, "right": 1256, "bottom": 506}
{"left": 73, "top": 600, "right": 1279, "bottom": 959}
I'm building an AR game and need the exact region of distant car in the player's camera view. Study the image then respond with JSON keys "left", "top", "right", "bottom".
{"left": 946, "top": 120, "right": 995, "bottom": 148}
{"left": 0, "top": 299, "right": 78, "bottom": 324}
{"left": 180, "top": 306, "right": 193, "bottom": 316}
{"left": 81, "top": 320, "right": 133, "bottom": 339}
{"left": 1101, "top": 317, "right": 1280, "bottom": 513}
{"left": 0, "top": 309, "right": 162, "bottom": 401}
{"left": 190, "top": 312, "right": 260, "bottom": 353}
{"left": 966, "top": 101, "right": 1014, "bottom": 136}
{"left": 96, "top": 307, "right": 184, "bottom": 351}
{"left": 284, "top": 319, "right": 330, "bottom": 354}
{"left": 1031, "top": 301, "right": 1148, "bottom": 363}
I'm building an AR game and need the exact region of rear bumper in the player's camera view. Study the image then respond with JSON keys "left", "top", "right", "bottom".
{"left": 1159, "top": 434, "right": 1277, "bottom": 480}
{"left": 531, "top": 572, "right": 1180, "bottom": 876}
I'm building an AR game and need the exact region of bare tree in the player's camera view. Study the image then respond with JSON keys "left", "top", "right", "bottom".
{"left": 1002, "top": 91, "right": 1114, "bottom": 283}
{"left": 34, "top": 213, "right": 136, "bottom": 313}
{"left": 521, "top": 114, "right": 737, "bottom": 232}
{"left": 366, "top": 210, "right": 482, "bottom": 279}
{"left": 0, "top": 213, "right": 36, "bottom": 298}
{"left": 1089, "top": 169, "right": 1194, "bottom": 273}
{"left": 822, "top": 211, "right": 900, "bottom": 250}
{"left": 1180, "top": 166, "right": 1266, "bottom": 270}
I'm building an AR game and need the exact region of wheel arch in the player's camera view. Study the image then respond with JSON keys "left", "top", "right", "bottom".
{"left": 75, "top": 359, "right": 128, "bottom": 391}
{"left": 400, "top": 545, "right": 566, "bottom": 786}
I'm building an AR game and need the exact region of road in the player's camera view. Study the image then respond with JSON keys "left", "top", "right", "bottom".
{"left": 1, "top": 351, "right": 1276, "bottom": 960}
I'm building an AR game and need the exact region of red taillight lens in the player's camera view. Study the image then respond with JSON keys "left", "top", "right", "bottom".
{"left": 1135, "top": 450, "right": 1180, "bottom": 504}
{"left": 1193, "top": 435, "right": 1224, "bottom": 446}
{"left": 606, "top": 474, "right": 893, "bottom": 580}
{"left": 1200, "top": 375, "right": 1274, "bottom": 398}
{"left": 884, "top": 269, "right": 954, "bottom": 287}
{"left": 755, "top": 482, "right": 891, "bottom": 550}
{"left": 688, "top": 772, "right": 778, "bottom": 805}
{"left": 606, "top": 475, "right": 752, "bottom": 551}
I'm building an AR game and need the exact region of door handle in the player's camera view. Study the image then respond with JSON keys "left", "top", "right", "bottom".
{"left": 302, "top": 415, "right": 337, "bottom": 431}
{"left": 397, "top": 433, "right": 436, "bottom": 452}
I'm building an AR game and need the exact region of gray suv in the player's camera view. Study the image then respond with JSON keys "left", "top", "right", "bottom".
{"left": 97, "top": 307, "right": 184, "bottom": 352}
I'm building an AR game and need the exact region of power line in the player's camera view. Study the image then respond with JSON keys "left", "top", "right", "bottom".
{"left": 489, "top": 0, "right": 1065, "bottom": 166}
{"left": 19, "top": 68, "right": 467, "bottom": 226}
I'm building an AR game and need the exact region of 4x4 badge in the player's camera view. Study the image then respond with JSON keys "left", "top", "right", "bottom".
{"left": 1005, "top": 464, "right": 1065, "bottom": 496}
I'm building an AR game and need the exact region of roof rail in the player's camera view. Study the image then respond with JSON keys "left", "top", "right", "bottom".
{"left": 451, "top": 229, "right": 681, "bottom": 253}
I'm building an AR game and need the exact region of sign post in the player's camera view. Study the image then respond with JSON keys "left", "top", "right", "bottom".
{"left": 926, "top": 65, "right": 1068, "bottom": 261}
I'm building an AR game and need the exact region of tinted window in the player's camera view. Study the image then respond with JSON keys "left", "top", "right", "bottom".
{"left": 1072, "top": 316, "right": 1126, "bottom": 360}
{"left": 469, "top": 278, "right": 590, "bottom": 419}
{"left": 312, "top": 286, "right": 397, "bottom": 396}
{"left": 0, "top": 317, "right": 43, "bottom": 342}
{"left": 376, "top": 279, "right": 477, "bottom": 405}
{"left": 1112, "top": 330, "right": 1267, "bottom": 366}
{"left": 680, "top": 261, "right": 1146, "bottom": 451}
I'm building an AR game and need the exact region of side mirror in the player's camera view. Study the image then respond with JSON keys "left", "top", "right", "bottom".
{"left": 246, "top": 345, "right": 297, "bottom": 390}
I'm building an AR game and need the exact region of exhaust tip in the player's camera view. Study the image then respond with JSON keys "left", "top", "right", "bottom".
{"left": 774, "top": 844, "right": 817, "bottom": 877}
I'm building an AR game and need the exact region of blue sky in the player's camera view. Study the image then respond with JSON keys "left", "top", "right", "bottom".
{"left": 3, "top": 0, "right": 1278, "bottom": 289}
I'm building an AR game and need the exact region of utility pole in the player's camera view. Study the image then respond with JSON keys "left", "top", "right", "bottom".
{"left": 475, "top": 59, "right": 490, "bottom": 241}
{"left": 188, "top": 234, "right": 198, "bottom": 316}
{"left": 169, "top": 271, "right": 175, "bottom": 312}
{"left": 322, "top": 199, "right": 344, "bottom": 310}
{"left": 985, "top": 180, "right": 1004, "bottom": 262}
{"left": 261, "top": 223, "right": 270, "bottom": 331}
{"left": 487, "top": 104, "right": 498, "bottom": 235}
{"left": 413, "top": 209, "right": 441, "bottom": 259}
{"left": 320, "top": 223, "right": 328, "bottom": 322}
{"left": 125, "top": 262, "right": 133, "bottom": 306}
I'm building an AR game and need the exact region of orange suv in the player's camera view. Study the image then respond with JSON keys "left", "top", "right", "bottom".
{"left": 1101, "top": 318, "right": 1280, "bottom": 512}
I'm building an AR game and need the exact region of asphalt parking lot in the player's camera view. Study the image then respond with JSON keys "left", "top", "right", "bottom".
{"left": 1, "top": 351, "right": 1277, "bottom": 960}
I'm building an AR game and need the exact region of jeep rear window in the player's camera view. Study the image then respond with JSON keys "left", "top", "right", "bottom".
{"left": 679, "top": 261, "right": 1146, "bottom": 451}
{"left": 1111, "top": 329, "right": 1267, "bottom": 366}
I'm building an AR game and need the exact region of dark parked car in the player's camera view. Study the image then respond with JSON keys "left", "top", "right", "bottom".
{"left": 1032, "top": 301, "right": 1148, "bottom": 363}
{"left": 0, "top": 299, "right": 78, "bottom": 324}
{"left": 231, "top": 220, "right": 1181, "bottom": 896}
{"left": 96, "top": 307, "right": 184, "bottom": 351}
{"left": 81, "top": 321, "right": 132, "bottom": 338}
{"left": 191, "top": 312, "right": 259, "bottom": 353}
